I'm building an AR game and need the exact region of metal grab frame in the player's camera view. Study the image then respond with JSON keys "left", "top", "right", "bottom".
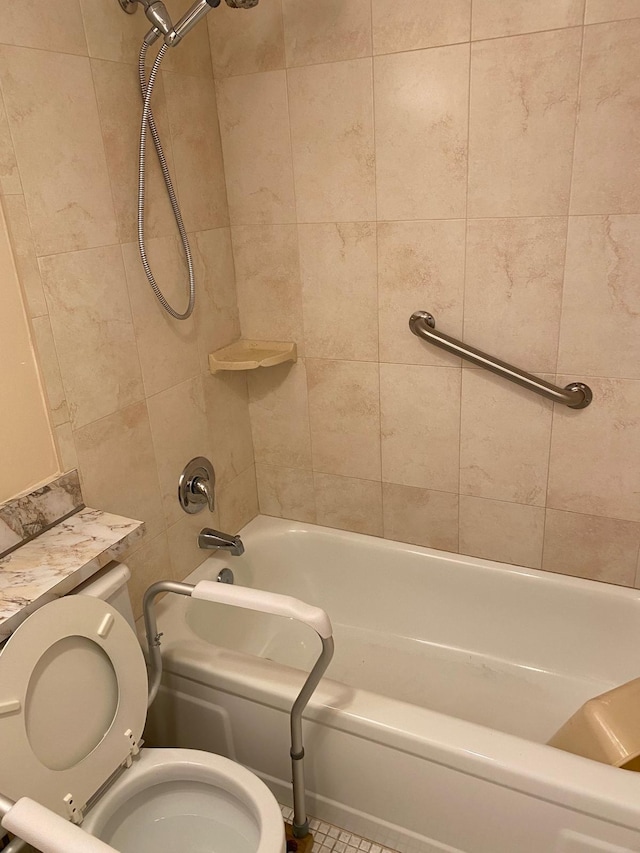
{"left": 409, "top": 311, "right": 592, "bottom": 409}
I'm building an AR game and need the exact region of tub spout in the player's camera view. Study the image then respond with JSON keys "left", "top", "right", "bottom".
{"left": 198, "top": 527, "right": 245, "bottom": 556}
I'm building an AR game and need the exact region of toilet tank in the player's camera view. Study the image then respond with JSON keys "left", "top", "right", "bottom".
{"left": 73, "top": 562, "right": 136, "bottom": 629}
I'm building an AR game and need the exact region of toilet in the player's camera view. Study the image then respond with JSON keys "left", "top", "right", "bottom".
{"left": 0, "top": 564, "right": 286, "bottom": 853}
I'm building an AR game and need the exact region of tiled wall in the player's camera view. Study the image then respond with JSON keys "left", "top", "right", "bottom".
{"left": 212, "top": 0, "right": 640, "bottom": 586}
{"left": 0, "top": 0, "right": 257, "bottom": 615}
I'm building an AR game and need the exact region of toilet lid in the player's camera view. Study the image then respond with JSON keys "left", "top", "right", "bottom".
{"left": 0, "top": 596, "right": 148, "bottom": 819}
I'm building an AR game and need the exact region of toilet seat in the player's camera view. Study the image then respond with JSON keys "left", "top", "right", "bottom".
{"left": 0, "top": 596, "right": 148, "bottom": 821}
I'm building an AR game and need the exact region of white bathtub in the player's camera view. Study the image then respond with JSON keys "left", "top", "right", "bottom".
{"left": 145, "top": 516, "right": 640, "bottom": 853}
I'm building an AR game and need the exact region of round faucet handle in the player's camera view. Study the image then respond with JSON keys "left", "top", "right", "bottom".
{"left": 178, "top": 457, "right": 215, "bottom": 514}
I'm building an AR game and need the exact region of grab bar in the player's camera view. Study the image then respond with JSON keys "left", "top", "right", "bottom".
{"left": 409, "top": 311, "right": 592, "bottom": 409}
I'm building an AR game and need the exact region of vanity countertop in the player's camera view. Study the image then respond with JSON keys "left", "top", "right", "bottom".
{"left": 0, "top": 507, "right": 143, "bottom": 638}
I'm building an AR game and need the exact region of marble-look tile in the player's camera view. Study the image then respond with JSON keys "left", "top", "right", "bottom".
{"left": 167, "top": 512, "right": 214, "bottom": 583}
{"left": 204, "top": 372, "right": 255, "bottom": 488}
{"left": 54, "top": 424, "right": 78, "bottom": 474}
{"left": 460, "top": 369, "right": 553, "bottom": 505}
{"left": 39, "top": 245, "right": 144, "bottom": 429}
{"left": 80, "top": 0, "right": 151, "bottom": 64}
{"left": 464, "top": 217, "right": 567, "bottom": 372}
{"left": 571, "top": 20, "right": 640, "bottom": 214}
{"left": 380, "top": 364, "right": 460, "bottom": 492}
{"left": 378, "top": 220, "right": 465, "bottom": 367}
{"left": 459, "top": 495, "right": 545, "bottom": 569}
{"left": 147, "top": 376, "right": 212, "bottom": 528}
{"left": 314, "top": 473, "right": 383, "bottom": 537}
{"left": 282, "top": 0, "right": 372, "bottom": 67}
{"left": 472, "top": 0, "right": 584, "bottom": 40}
{"left": 382, "top": 483, "right": 458, "bottom": 552}
{"left": 0, "top": 46, "right": 118, "bottom": 255}
{"left": 91, "top": 58, "right": 178, "bottom": 244}
{"left": 121, "top": 236, "right": 200, "bottom": 397}
{"left": 0, "top": 520, "right": 20, "bottom": 556}
{"left": 232, "top": 224, "right": 303, "bottom": 345}
{"left": 547, "top": 378, "right": 640, "bottom": 522}
{"left": 375, "top": 45, "right": 469, "bottom": 221}
{"left": 299, "top": 223, "right": 377, "bottom": 361}
{"left": 307, "top": 359, "right": 381, "bottom": 481}
{"left": 30, "top": 315, "right": 69, "bottom": 427}
{"left": 247, "top": 361, "right": 311, "bottom": 470}
{"left": 543, "top": 509, "right": 640, "bottom": 586}
{"left": 217, "top": 465, "right": 259, "bottom": 534}
{"left": 0, "top": 0, "right": 87, "bottom": 55}
{"left": 1, "top": 195, "right": 46, "bottom": 318}
{"left": 163, "top": 70, "right": 229, "bottom": 233}
{"left": 74, "top": 402, "right": 165, "bottom": 540}
{"left": 0, "top": 91, "right": 21, "bottom": 196}
{"left": 585, "top": 0, "right": 640, "bottom": 24}
{"left": 256, "top": 464, "right": 316, "bottom": 523}
{"left": 558, "top": 216, "right": 640, "bottom": 380}
{"left": 216, "top": 70, "right": 296, "bottom": 225}
{"left": 193, "top": 228, "right": 240, "bottom": 373}
{"left": 208, "top": 0, "right": 285, "bottom": 78}
{"left": 468, "top": 29, "right": 581, "bottom": 218}
{"left": 125, "top": 531, "right": 173, "bottom": 620}
{"left": 372, "top": 0, "right": 470, "bottom": 54}
{"left": 288, "top": 59, "right": 375, "bottom": 224}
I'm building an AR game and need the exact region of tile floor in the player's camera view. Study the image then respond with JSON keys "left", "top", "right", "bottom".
{"left": 280, "top": 805, "right": 399, "bottom": 853}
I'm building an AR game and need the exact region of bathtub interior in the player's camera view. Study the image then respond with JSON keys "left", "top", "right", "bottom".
{"left": 157, "top": 517, "right": 640, "bottom": 747}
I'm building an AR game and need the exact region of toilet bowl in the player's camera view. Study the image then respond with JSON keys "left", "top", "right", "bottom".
{"left": 0, "top": 568, "right": 285, "bottom": 853}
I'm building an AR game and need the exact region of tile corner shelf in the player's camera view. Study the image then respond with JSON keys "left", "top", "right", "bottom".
{"left": 208, "top": 340, "right": 297, "bottom": 374}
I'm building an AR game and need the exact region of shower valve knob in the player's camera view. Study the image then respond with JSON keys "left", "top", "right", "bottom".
{"left": 178, "top": 456, "right": 215, "bottom": 514}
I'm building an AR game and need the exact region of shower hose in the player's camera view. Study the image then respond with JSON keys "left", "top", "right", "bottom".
{"left": 138, "top": 41, "right": 195, "bottom": 320}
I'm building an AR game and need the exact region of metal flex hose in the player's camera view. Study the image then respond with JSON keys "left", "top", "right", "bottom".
{"left": 138, "top": 41, "right": 195, "bottom": 320}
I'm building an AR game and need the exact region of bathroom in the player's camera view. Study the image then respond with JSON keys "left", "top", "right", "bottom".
{"left": 0, "top": 0, "right": 639, "bottom": 851}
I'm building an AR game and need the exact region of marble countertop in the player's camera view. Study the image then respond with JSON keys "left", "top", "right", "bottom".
{"left": 0, "top": 507, "right": 143, "bottom": 639}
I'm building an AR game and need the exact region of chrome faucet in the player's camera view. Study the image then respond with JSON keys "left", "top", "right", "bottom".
{"left": 198, "top": 528, "right": 245, "bottom": 556}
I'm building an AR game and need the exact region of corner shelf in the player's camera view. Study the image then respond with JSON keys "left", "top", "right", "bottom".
{"left": 208, "top": 340, "right": 297, "bottom": 374}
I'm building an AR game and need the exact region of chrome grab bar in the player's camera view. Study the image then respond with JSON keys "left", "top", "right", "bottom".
{"left": 409, "top": 311, "right": 592, "bottom": 409}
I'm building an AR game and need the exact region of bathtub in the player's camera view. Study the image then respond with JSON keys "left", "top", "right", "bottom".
{"left": 145, "top": 516, "right": 640, "bottom": 853}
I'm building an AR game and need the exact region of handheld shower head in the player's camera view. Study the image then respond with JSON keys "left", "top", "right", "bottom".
{"left": 168, "top": 0, "right": 221, "bottom": 45}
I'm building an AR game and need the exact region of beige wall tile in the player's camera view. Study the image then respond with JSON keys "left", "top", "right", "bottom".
{"left": 122, "top": 237, "right": 200, "bottom": 397}
{"left": 288, "top": 60, "right": 375, "bottom": 223}
{"left": 314, "top": 472, "right": 383, "bottom": 537}
{"left": 459, "top": 495, "right": 545, "bottom": 568}
{"left": 558, "top": 216, "right": 640, "bottom": 379}
{"left": 372, "top": 0, "right": 470, "bottom": 54}
{"left": 468, "top": 29, "right": 581, "bottom": 218}
{"left": 163, "top": 70, "right": 229, "bottom": 233}
{"left": 472, "top": 0, "right": 584, "bottom": 40}
{"left": 256, "top": 464, "right": 316, "bottom": 523}
{"left": 0, "top": 0, "right": 87, "bottom": 55}
{"left": 125, "top": 532, "right": 173, "bottom": 619}
{"left": 193, "top": 228, "right": 240, "bottom": 373}
{"left": 54, "top": 423, "right": 78, "bottom": 473}
{"left": 74, "top": 402, "right": 165, "bottom": 540}
{"left": 460, "top": 369, "right": 553, "bottom": 506}
{"left": 377, "top": 220, "right": 465, "bottom": 367}
{"left": 39, "top": 245, "right": 144, "bottom": 429}
{"left": 147, "top": 376, "right": 212, "bottom": 527}
{"left": 0, "top": 47, "right": 118, "bottom": 255}
{"left": 548, "top": 377, "right": 640, "bottom": 522}
{"left": 571, "top": 20, "right": 640, "bottom": 214}
{"left": 218, "top": 465, "right": 259, "bottom": 533}
{"left": 208, "top": 0, "right": 285, "bottom": 77}
{"left": 205, "top": 372, "right": 255, "bottom": 487}
{"left": 543, "top": 509, "right": 640, "bottom": 586}
{"left": 216, "top": 70, "right": 296, "bottom": 225}
{"left": 30, "top": 316, "right": 69, "bottom": 428}
{"left": 307, "top": 359, "right": 381, "bottom": 481}
{"left": 299, "top": 222, "right": 377, "bottom": 361}
{"left": 380, "top": 364, "right": 460, "bottom": 492}
{"left": 81, "top": 0, "right": 151, "bottom": 64}
{"left": 167, "top": 512, "right": 215, "bottom": 582}
{"left": 282, "top": 0, "right": 372, "bottom": 67}
{"left": 247, "top": 361, "right": 311, "bottom": 469}
{"left": 464, "top": 218, "right": 566, "bottom": 372}
{"left": 383, "top": 483, "right": 458, "bottom": 552}
{"left": 375, "top": 45, "right": 469, "bottom": 221}
{"left": 586, "top": 0, "right": 640, "bottom": 22}
{"left": 91, "top": 59, "right": 178, "bottom": 244}
{"left": 0, "top": 91, "right": 21, "bottom": 196}
{"left": 232, "top": 224, "right": 303, "bottom": 344}
{"left": 1, "top": 195, "right": 46, "bottom": 318}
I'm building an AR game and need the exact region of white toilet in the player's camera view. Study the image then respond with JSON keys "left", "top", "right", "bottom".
{"left": 0, "top": 564, "right": 286, "bottom": 853}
